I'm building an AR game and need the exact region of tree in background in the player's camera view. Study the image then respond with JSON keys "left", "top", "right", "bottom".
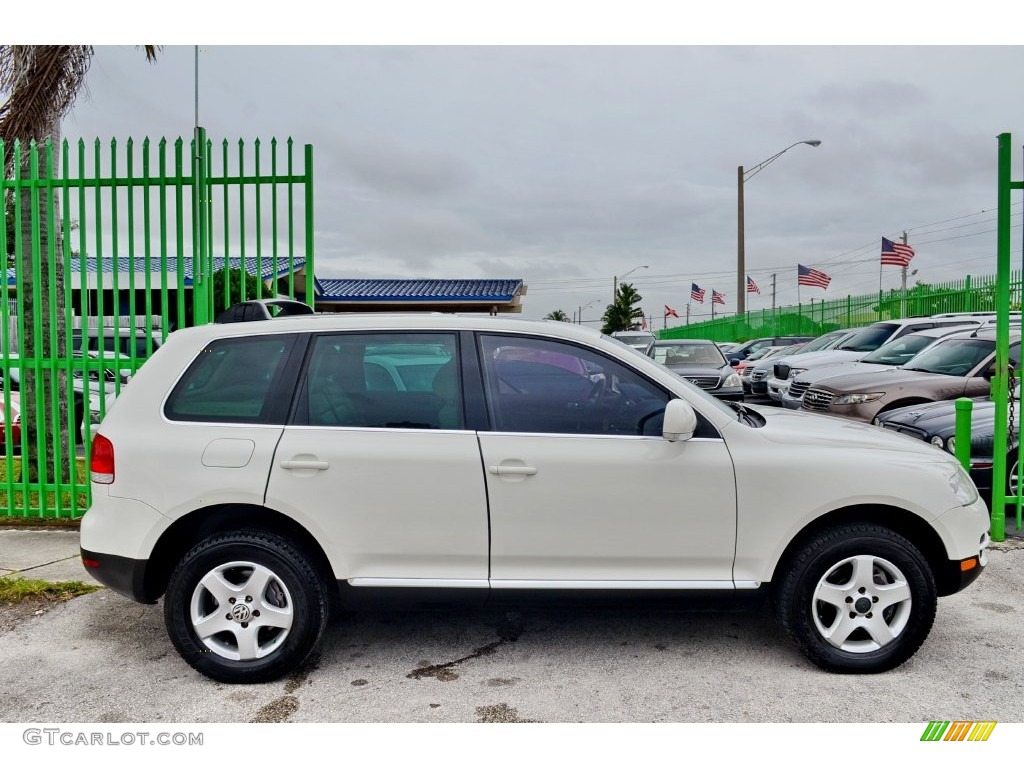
{"left": 543, "top": 309, "right": 569, "bottom": 322}
{"left": 0, "top": 45, "right": 158, "bottom": 481}
{"left": 212, "top": 267, "right": 264, "bottom": 311}
{"left": 601, "top": 282, "right": 644, "bottom": 334}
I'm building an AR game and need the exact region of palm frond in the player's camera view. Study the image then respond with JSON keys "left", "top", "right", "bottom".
{"left": 0, "top": 45, "right": 94, "bottom": 172}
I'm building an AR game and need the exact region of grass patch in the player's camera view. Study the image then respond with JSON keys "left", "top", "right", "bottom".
{"left": 1, "top": 456, "right": 90, "bottom": 518}
{"left": 0, "top": 575, "right": 101, "bottom": 605}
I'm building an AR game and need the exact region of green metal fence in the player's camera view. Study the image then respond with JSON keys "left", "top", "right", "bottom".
{"left": 987, "top": 132, "right": 1023, "bottom": 540}
{"left": 2, "top": 132, "right": 314, "bottom": 518}
{"left": 658, "top": 273, "right": 1012, "bottom": 342}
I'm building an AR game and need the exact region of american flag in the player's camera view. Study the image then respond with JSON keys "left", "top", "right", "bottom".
{"left": 711, "top": 290, "right": 725, "bottom": 305}
{"left": 690, "top": 283, "right": 705, "bottom": 303}
{"left": 746, "top": 275, "right": 761, "bottom": 295}
{"left": 798, "top": 264, "right": 831, "bottom": 290}
{"left": 881, "top": 237, "right": 915, "bottom": 268}
{"left": 664, "top": 304, "right": 679, "bottom": 318}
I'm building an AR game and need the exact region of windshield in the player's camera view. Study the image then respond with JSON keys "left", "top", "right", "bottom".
{"left": 902, "top": 338, "right": 994, "bottom": 376}
{"left": 837, "top": 323, "right": 898, "bottom": 352}
{"left": 614, "top": 334, "right": 654, "bottom": 346}
{"left": 651, "top": 343, "right": 726, "bottom": 367}
{"left": 859, "top": 333, "right": 944, "bottom": 366}
{"left": 801, "top": 331, "right": 849, "bottom": 353}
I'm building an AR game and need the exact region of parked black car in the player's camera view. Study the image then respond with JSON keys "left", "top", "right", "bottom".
{"left": 648, "top": 339, "right": 743, "bottom": 400}
{"left": 873, "top": 390, "right": 1020, "bottom": 503}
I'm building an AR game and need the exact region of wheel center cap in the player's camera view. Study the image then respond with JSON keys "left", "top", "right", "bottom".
{"left": 231, "top": 603, "right": 252, "bottom": 622}
{"left": 854, "top": 597, "right": 872, "bottom": 614}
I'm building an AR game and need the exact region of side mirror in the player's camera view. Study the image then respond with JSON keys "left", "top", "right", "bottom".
{"left": 984, "top": 365, "right": 997, "bottom": 381}
{"left": 663, "top": 399, "right": 697, "bottom": 442}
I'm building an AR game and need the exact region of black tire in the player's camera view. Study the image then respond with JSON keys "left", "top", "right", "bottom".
{"left": 164, "top": 530, "right": 329, "bottom": 684}
{"left": 775, "top": 524, "right": 936, "bottom": 674}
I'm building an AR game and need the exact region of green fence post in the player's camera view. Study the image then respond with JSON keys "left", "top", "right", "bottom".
{"left": 192, "top": 127, "right": 209, "bottom": 325}
{"left": 954, "top": 398, "right": 973, "bottom": 472}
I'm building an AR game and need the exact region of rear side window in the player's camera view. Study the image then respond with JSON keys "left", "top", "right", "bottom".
{"left": 300, "top": 333, "right": 462, "bottom": 430}
{"left": 165, "top": 335, "right": 296, "bottom": 423}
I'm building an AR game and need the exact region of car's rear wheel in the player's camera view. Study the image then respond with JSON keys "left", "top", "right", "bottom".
{"left": 164, "top": 530, "right": 328, "bottom": 684}
{"left": 776, "top": 524, "right": 936, "bottom": 673}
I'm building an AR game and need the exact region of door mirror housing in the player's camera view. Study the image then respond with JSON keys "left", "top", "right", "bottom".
{"left": 663, "top": 398, "right": 698, "bottom": 442}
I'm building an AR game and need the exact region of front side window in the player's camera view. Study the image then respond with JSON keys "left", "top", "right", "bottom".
{"left": 479, "top": 335, "right": 669, "bottom": 436}
{"left": 165, "top": 335, "right": 295, "bottom": 423}
{"left": 302, "top": 333, "right": 462, "bottom": 430}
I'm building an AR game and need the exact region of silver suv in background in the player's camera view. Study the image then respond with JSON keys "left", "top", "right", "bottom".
{"left": 775, "top": 317, "right": 985, "bottom": 409}
{"left": 800, "top": 327, "right": 1020, "bottom": 422}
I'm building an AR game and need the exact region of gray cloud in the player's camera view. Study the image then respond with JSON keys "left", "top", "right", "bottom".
{"left": 54, "top": 44, "right": 1024, "bottom": 321}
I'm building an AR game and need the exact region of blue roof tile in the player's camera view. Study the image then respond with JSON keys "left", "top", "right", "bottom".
{"left": 316, "top": 278, "right": 523, "bottom": 302}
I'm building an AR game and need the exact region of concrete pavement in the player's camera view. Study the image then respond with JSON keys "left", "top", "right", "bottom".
{"left": 0, "top": 527, "right": 99, "bottom": 584}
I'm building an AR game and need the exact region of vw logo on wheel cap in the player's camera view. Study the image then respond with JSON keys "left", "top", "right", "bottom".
{"left": 231, "top": 603, "right": 252, "bottom": 622}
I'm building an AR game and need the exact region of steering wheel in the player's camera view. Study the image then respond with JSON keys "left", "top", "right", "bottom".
{"left": 585, "top": 376, "right": 607, "bottom": 406}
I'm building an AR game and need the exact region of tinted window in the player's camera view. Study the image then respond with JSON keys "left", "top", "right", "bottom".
{"left": 479, "top": 335, "right": 669, "bottom": 436}
{"left": 165, "top": 335, "right": 294, "bottom": 423}
{"left": 303, "top": 333, "right": 462, "bottom": 430}
{"left": 837, "top": 323, "right": 899, "bottom": 352}
{"left": 860, "top": 333, "right": 944, "bottom": 366}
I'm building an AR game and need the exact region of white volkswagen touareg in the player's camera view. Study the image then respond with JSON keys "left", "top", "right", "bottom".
{"left": 81, "top": 301, "right": 991, "bottom": 683}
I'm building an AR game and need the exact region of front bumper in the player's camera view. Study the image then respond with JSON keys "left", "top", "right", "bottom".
{"left": 936, "top": 545, "right": 989, "bottom": 596}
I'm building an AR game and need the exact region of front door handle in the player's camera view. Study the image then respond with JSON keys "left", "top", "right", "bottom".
{"left": 488, "top": 465, "right": 537, "bottom": 476}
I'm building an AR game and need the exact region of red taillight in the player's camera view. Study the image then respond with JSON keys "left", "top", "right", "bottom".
{"left": 91, "top": 434, "right": 115, "bottom": 484}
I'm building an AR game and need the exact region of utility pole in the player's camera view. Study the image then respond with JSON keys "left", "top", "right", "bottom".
{"left": 771, "top": 273, "right": 777, "bottom": 311}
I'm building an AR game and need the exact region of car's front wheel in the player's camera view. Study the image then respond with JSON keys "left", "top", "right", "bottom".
{"left": 776, "top": 524, "right": 937, "bottom": 673}
{"left": 164, "top": 530, "right": 329, "bottom": 683}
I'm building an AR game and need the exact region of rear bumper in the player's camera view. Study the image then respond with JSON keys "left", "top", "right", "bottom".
{"left": 80, "top": 548, "right": 153, "bottom": 603}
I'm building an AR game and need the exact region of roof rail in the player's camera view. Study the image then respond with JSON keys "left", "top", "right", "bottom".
{"left": 215, "top": 299, "right": 315, "bottom": 324}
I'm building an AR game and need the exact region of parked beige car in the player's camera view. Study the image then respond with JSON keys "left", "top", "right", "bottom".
{"left": 800, "top": 327, "right": 1020, "bottom": 422}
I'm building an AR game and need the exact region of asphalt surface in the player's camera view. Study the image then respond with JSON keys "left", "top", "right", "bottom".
{"left": 1, "top": 527, "right": 1022, "bottom": 723}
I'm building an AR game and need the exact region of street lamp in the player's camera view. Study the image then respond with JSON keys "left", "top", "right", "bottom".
{"left": 578, "top": 298, "right": 601, "bottom": 325}
{"left": 613, "top": 265, "right": 648, "bottom": 301}
{"left": 737, "top": 140, "right": 821, "bottom": 316}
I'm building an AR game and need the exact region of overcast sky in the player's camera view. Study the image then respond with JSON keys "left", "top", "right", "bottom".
{"left": 32, "top": 24, "right": 1024, "bottom": 324}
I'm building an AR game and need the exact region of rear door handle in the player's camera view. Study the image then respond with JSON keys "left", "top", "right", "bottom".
{"left": 280, "top": 459, "right": 330, "bottom": 471}
{"left": 488, "top": 465, "right": 537, "bottom": 476}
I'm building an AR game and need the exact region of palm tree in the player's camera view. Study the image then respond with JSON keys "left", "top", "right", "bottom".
{"left": 543, "top": 309, "right": 570, "bottom": 322}
{"left": 601, "top": 282, "right": 644, "bottom": 334}
{"left": 0, "top": 45, "right": 158, "bottom": 481}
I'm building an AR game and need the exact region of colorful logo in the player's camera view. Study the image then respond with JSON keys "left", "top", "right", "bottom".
{"left": 921, "top": 721, "right": 997, "bottom": 741}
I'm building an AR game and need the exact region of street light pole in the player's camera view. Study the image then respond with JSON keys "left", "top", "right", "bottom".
{"left": 613, "top": 265, "right": 648, "bottom": 302}
{"left": 737, "top": 140, "right": 821, "bottom": 317}
{"left": 578, "top": 298, "right": 601, "bottom": 325}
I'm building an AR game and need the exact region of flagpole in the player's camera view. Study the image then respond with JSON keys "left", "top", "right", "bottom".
{"left": 901, "top": 230, "right": 909, "bottom": 316}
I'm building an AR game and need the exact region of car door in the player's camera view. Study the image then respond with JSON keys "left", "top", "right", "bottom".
{"left": 475, "top": 333, "right": 738, "bottom": 587}
{"left": 265, "top": 331, "right": 489, "bottom": 586}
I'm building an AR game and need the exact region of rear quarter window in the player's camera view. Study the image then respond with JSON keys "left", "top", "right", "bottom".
{"left": 164, "top": 335, "right": 297, "bottom": 423}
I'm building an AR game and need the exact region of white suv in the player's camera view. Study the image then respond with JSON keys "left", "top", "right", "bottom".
{"left": 80, "top": 304, "right": 991, "bottom": 682}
